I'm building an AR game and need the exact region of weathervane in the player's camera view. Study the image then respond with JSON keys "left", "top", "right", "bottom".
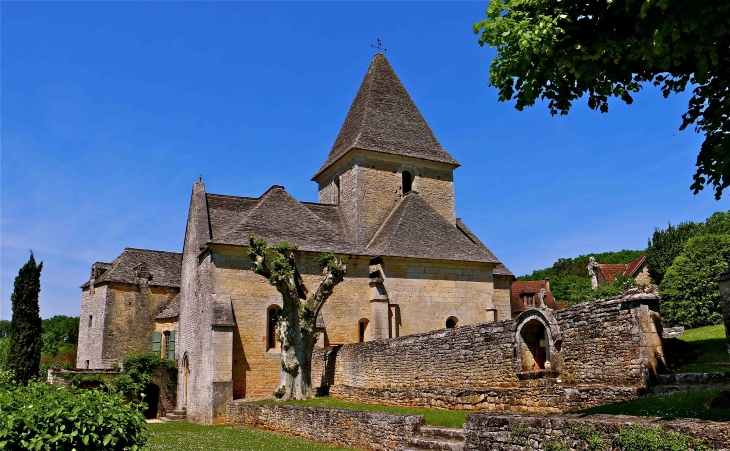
{"left": 370, "top": 38, "right": 386, "bottom": 54}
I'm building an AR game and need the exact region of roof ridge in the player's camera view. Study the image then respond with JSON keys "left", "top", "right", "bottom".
{"left": 206, "top": 193, "right": 261, "bottom": 201}
{"left": 123, "top": 247, "right": 182, "bottom": 255}
{"left": 365, "top": 194, "right": 410, "bottom": 249}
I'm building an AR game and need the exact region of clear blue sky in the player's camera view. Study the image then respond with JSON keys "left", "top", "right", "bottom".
{"left": 1, "top": 2, "right": 726, "bottom": 319}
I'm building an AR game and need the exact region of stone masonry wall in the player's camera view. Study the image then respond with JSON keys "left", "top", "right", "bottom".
{"left": 77, "top": 285, "right": 109, "bottom": 369}
{"left": 312, "top": 294, "right": 665, "bottom": 412}
{"left": 464, "top": 413, "right": 730, "bottom": 451}
{"left": 316, "top": 150, "right": 456, "bottom": 244}
{"left": 212, "top": 245, "right": 502, "bottom": 399}
{"left": 227, "top": 402, "right": 424, "bottom": 451}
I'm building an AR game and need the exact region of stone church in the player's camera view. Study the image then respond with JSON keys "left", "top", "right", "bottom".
{"left": 77, "top": 53, "right": 518, "bottom": 423}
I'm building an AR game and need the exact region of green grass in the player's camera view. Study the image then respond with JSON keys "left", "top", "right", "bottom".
{"left": 257, "top": 397, "right": 468, "bottom": 428}
{"left": 147, "top": 422, "right": 356, "bottom": 451}
{"left": 677, "top": 325, "right": 729, "bottom": 373}
{"left": 578, "top": 388, "right": 730, "bottom": 421}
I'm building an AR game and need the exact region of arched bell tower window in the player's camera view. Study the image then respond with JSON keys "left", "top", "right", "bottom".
{"left": 402, "top": 171, "right": 413, "bottom": 194}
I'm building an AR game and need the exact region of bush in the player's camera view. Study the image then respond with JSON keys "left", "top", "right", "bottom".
{"left": 659, "top": 234, "right": 730, "bottom": 328}
{"left": 562, "top": 274, "right": 637, "bottom": 306}
{"left": 615, "top": 425, "right": 711, "bottom": 451}
{"left": 0, "top": 381, "right": 147, "bottom": 450}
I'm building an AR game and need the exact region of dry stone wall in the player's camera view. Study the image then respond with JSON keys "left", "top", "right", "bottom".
{"left": 464, "top": 412, "right": 730, "bottom": 451}
{"left": 312, "top": 293, "right": 665, "bottom": 412}
{"left": 227, "top": 401, "right": 424, "bottom": 451}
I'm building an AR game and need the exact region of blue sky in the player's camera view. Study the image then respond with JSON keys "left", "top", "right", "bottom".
{"left": 1, "top": 2, "right": 726, "bottom": 320}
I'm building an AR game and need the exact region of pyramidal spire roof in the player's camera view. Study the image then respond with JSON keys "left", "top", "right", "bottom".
{"left": 312, "top": 53, "right": 459, "bottom": 180}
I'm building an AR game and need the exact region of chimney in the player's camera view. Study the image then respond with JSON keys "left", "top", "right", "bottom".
{"left": 544, "top": 278, "right": 550, "bottom": 291}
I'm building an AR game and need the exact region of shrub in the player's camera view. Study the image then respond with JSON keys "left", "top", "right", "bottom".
{"left": 659, "top": 235, "right": 730, "bottom": 328}
{"left": 0, "top": 381, "right": 147, "bottom": 450}
{"left": 562, "top": 273, "right": 637, "bottom": 306}
{"left": 615, "top": 425, "right": 712, "bottom": 451}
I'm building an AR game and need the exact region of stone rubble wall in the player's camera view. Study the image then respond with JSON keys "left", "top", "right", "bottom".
{"left": 226, "top": 401, "right": 424, "bottom": 451}
{"left": 312, "top": 294, "right": 665, "bottom": 412}
{"left": 464, "top": 412, "right": 730, "bottom": 451}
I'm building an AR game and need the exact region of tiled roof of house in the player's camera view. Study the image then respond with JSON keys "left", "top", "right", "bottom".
{"left": 156, "top": 294, "right": 180, "bottom": 319}
{"left": 623, "top": 254, "right": 646, "bottom": 278}
{"left": 312, "top": 53, "right": 459, "bottom": 180}
{"left": 598, "top": 264, "right": 629, "bottom": 283}
{"left": 83, "top": 248, "right": 182, "bottom": 288}
{"left": 366, "top": 192, "right": 500, "bottom": 263}
{"left": 511, "top": 280, "right": 566, "bottom": 313}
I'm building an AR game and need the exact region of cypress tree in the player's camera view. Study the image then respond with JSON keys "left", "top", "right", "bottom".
{"left": 7, "top": 252, "right": 43, "bottom": 384}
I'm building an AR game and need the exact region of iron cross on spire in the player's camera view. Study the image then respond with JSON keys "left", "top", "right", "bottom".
{"left": 370, "top": 38, "right": 387, "bottom": 54}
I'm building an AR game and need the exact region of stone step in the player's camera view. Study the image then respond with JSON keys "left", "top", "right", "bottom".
{"left": 171, "top": 409, "right": 188, "bottom": 416}
{"left": 418, "top": 427, "right": 465, "bottom": 441}
{"left": 645, "top": 384, "right": 730, "bottom": 396}
{"left": 165, "top": 413, "right": 187, "bottom": 420}
{"left": 405, "top": 437, "right": 464, "bottom": 451}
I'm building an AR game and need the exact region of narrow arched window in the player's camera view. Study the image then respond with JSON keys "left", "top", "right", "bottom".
{"left": 334, "top": 176, "right": 340, "bottom": 205}
{"left": 446, "top": 317, "right": 458, "bottom": 329}
{"left": 267, "top": 306, "right": 281, "bottom": 351}
{"left": 402, "top": 171, "right": 413, "bottom": 194}
{"left": 358, "top": 319, "right": 369, "bottom": 342}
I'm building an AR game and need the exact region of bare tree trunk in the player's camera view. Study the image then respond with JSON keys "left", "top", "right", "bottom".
{"left": 248, "top": 235, "right": 345, "bottom": 401}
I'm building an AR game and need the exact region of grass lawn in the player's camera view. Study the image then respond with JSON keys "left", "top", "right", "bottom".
{"left": 257, "top": 397, "right": 468, "bottom": 428}
{"left": 147, "top": 422, "right": 356, "bottom": 451}
{"left": 578, "top": 388, "right": 730, "bottom": 421}
{"left": 676, "top": 325, "right": 729, "bottom": 373}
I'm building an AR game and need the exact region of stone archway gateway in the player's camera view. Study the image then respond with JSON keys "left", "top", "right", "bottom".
{"left": 513, "top": 309, "right": 562, "bottom": 372}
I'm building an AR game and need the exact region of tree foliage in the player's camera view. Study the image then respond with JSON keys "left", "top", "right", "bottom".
{"left": 518, "top": 249, "right": 644, "bottom": 304}
{"left": 474, "top": 0, "right": 730, "bottom": 199}
{"left": 7, "top": 252, "right": 43, "bottom": 385}
{"left": 41, "top": 315, "right": 79, "bottom": 357}
{"left": 247, "top": 234, "right": 346, "bottom": 401}
{"left": 646, "top": 210, "right": 730, "bottom": 284}
{"left": 659, "top": 234, "right": 730, "bottom": 328}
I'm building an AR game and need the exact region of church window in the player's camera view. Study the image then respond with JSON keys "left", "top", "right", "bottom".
{"left": 358, "top": 319, "right": 369, "bottom": 342}
{"left": 402, "top": 171, "right": 413, "bottom": 194}
{"left": 267, "top": 306, "right": 281, "bottom": 351}
{"left": 334, "top": 176, "right": 340, "bottom": 205}
{"left": 446, "top": 317, "right": 458, "bottom": 329}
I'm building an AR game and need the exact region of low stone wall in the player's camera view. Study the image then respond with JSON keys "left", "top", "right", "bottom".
{"left": 464, "top": 413, "right": 730, "bottom": 451}
{"left": 312, "top": 293, "right": 665, "bottom": 413}
{"left": 329, "top": 384, "right": 642, "bottom": 412}
{"left": 226, "top": 401, "right": 424, "bottom": 451}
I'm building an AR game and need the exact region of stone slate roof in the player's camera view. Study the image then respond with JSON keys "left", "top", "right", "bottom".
{"left": 209, "top": 186, "right": 359, "bottom": 255}
{"left": 312, "top": 53, "right": 459, "bottom": 180}
{"left": 156, "top": 294, "right": 180, "bottom": 320}
{"left": 204, "top": 186, "right": 504, "bottom": 266}
{"left": 83, "top": 248, "right": 182, "bottom": 288}
{"left": 511, "top": 280, "right": 566, "bottom": 313}
{"left": 493, "top": 264, "right": 514, "bottom": 277}
{"left": 366, "top": 192, "right": 500, "bottom": 264}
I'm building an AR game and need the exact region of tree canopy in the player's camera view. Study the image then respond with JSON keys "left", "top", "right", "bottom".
{"left": 646, "top": 210, "right": 730, "bottom": 284}
{"left": 474, "top": 0, "right": 730, "bottom": 199}
{"left": 659, "top": 234, "right": 730, "bottom": 328}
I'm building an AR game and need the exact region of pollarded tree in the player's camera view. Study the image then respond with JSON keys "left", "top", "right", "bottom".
{"left": 247, "top": 234, "right": 346, "bottom": 401}
{"left": 474, "top": 0, "right": 730, "bottom": 199}
{"left": 7, "top": 252, "right": 43, "bottom": 384}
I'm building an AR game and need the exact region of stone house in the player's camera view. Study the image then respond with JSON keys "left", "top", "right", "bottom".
{"left": 77, "top": 53, "right": 515, "bottom": 423}
{"left": 510, "top": 279, "right": 566, "bottom": 318}
{"left": 77, "top": 248, "right": 181, "bottom": 369}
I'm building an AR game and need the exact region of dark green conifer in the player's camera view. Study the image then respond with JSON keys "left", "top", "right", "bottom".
{"left": 7, "top": 252, "right": 43, "bottom": 384}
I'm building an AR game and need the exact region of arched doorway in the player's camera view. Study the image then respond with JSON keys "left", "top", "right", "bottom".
{"left": 518, "top": 319, "right": 548, "bottom": 371}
